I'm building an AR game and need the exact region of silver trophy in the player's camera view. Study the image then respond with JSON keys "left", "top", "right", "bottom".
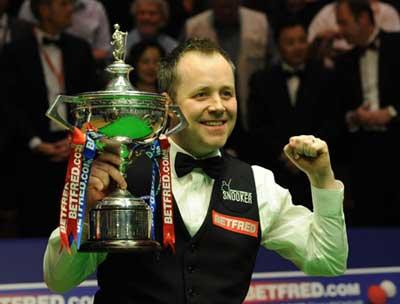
{"left": 46, "top": 24, "right": 186, "bottom": 252}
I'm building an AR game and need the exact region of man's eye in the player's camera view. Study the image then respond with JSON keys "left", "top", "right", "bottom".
{"left": 221, "top": 90, "right": 233, "bottom": 98}
{"left": 194, "top": 92, "right": 207, "bottom": 99}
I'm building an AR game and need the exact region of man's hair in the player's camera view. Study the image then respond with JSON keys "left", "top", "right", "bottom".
{"left": 157, "top": 38, "right": 235, "bottom": 100}
{"left": 337, "top": 0, "right": 375, "bottom": 25}
{"left": 131, "top": 0, "right": 170, "bottom": 27}
{"left": 30, "top": 0, "right": 52, "bottom": 21}
{"left": 274, "top": 17, "right": 307, "bottom": 43}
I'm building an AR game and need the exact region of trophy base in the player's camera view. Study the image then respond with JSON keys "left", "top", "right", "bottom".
{"left": 79, "top": 239, "right": 161, "bottom": 253}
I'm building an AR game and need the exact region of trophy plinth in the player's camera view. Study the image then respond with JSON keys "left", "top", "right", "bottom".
{"left": 46, "top": 24, "right": 187, "bottom": 253}
{"left": 79, "top": 189, "right": 161, "bottom": 252}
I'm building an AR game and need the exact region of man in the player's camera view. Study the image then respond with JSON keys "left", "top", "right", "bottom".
{"left": 126, "top": 0, "right": 177, "bottom": 54}
{"left": 248, "top": 18, "right": 341, "bottom": 209}
{"left": 18, "top": 0, "right": 112, "bottom": 61}
{"left": 308, "top": 0, "right": 400, "bottom": 66}
{"left": 334, "top": 0, "right": 400, "bottom": 226}
{"left": 0, "top": 0, "right": 98, "bottom": 236}
{"left": 43, "top": 38, "right": 347, "bottom": 303}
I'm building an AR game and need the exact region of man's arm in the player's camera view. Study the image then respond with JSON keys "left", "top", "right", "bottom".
{"left": 43, "top": 227, "right": 107, "bottom": 293}
{"left": 44, "top": 150, "right": 126, "bottom": 293}
{"left": 255, "top": 135, "right": 348, "bottom": 276}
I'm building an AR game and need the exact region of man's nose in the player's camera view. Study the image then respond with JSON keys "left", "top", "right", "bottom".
{"left": 208, "top": 94, "right": 226, "bottom": 113}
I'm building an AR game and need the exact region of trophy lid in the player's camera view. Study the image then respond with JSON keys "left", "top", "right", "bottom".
{"left": 72, "top": 24, "right": 165, "bottom": 104}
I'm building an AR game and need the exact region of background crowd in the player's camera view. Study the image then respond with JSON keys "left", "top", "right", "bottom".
{"left": 0, "top": 0, "right": 398, "bottom": 238}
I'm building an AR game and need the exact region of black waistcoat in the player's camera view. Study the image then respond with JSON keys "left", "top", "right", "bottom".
{"left": 95, "top": 154, "right": 261, "bottom": 304}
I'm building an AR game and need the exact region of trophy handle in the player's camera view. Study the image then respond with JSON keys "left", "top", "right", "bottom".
{"left": 46, "top": 95, "right": 75, "bottom": 131}
{"left": 164, "top": 104, "right": 187, "bottom": 136}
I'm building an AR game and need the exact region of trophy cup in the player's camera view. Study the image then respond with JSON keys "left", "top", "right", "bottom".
{"left": 46, "top": 24, "right": 186, "bottom": 252}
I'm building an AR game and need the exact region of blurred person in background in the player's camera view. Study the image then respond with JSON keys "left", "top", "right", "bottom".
{"left": 334, "top": 0, "right": 400, "bottom": 226}
{"left": 127, "top": 39, "right": 165, "bottom": 93}
{"left": 0, "top": 0, "right": 98, "bottom": 237}
{"left": 18, "top": 0, "right": 111, "bottom": 62}
{"left": 248, "top": 18, "right": 340, "bottom": 208}
{"left": 308, "top": 0, "right": 400, "bottom": 67}
{"left": 126, "top": 0, "right": 177, "bottom": 54}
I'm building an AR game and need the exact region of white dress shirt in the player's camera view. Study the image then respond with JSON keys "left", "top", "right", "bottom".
{"left": 43, "top": 138, "right": 348, "bottom": 293}
{"left": 347, "top": 28, "right": 387, "bottom": 132}
{"left": 34, "top": 28, "right": 67, "bottom": 133}
{"left": 282, "top": 63, "right": 304, "bottom": 106}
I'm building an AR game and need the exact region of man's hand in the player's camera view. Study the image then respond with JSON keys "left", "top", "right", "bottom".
{"left": 87, "top": 152, "right": 127, "bottom": 209}
{"left": 364, "top": 107, "right": 393, "bottom": 126}
{"left": 34, "top": 138, "right": 71, "bottom": 162}
{"left": 283, "top": 135, "right": 339, "bottom": 189}
{"left": 348, "top": 104, "right": 393, "bottom": 128}
{"left": 279, "top": 151, "right": 301, "bottom": 175}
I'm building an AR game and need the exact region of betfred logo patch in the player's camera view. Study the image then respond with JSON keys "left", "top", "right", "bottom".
{"left": 212, "top": 210, "right": 259, "bottom": 238}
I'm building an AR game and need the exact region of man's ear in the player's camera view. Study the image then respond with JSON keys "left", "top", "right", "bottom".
{"left": 162, "top": 92, "right": 173, "bottom": 105}
{"left": 162, "top": 92, "right": 178, "bottom": 127}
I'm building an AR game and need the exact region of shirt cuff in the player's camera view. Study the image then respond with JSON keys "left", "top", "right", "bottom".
{"left": 29, "top": 136, "right": 42, "bottom": 150}
{"left": 311, "top": 180, "right": 344, "bottom": 217}
{"left": 387, "top": 105, "right": 398, "bottom": 118}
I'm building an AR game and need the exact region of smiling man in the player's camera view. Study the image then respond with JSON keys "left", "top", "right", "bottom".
{"left": 43, "top": 38, "right": 348, "bottom": 304}
{"left": 165, "top": 50, "right": 237, "bottom": 157}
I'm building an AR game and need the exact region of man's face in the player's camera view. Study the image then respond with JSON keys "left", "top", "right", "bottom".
{"left": 336, "top": 2, "right": 364, "bottom": 45}
{"left": 135, "top": 1, "right": 164, "bottom": 38}
{"left": 278, "top": 25, "right": 308, "bottom": 67}
{"left": 44, "top": 0, "right": 74, "bottom": 32}
{"left": 169, "top": 52, "right": 237, "bottom": 157}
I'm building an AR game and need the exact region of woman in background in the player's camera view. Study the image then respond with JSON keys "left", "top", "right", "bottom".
{"left": 127, "top": 40, "right": 166, "bottom": 93}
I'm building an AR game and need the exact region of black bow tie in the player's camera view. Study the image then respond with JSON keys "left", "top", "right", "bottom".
{"left": 282, "top": 69, "right": 304, "bottom": 79}
{"left": 174, "top": 152, "right": 224, "bottom": 179}
{"left": 42, "top": 37, "right": 62, "bottom": 47}
{"left": 358, "top": 39, "right": 379, "bottom": 55}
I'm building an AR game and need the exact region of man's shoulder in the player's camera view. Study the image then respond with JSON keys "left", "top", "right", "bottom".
{"left": 3, "top": 28, "right": 36, "bottom": 51}
{"left": 239, "top": 6, "right": 267, "bottom": 19}
{"left": 312, "top": 2, "right": 335, "bottom": 19}
{"left": 380, "top": 30, "right": 400, "bottom": 44}
{"left": 185, "top": 9, "right": 212, "bottom": 26}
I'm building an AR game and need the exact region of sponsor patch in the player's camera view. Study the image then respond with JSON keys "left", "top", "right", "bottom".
{"left": 221, "top": 179, "right": 253, "bottom": 205}
{"left": 212, "top": 210, "right": 259, "bottom": 238}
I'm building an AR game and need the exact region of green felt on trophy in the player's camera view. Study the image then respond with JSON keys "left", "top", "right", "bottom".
{"left": 99, "top": 115, "right": 152, "bottom": 139}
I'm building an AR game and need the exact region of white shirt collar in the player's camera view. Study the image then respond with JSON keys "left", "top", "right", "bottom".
{"left": 281, "top": 62, "right": 305, "bottom": 73}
